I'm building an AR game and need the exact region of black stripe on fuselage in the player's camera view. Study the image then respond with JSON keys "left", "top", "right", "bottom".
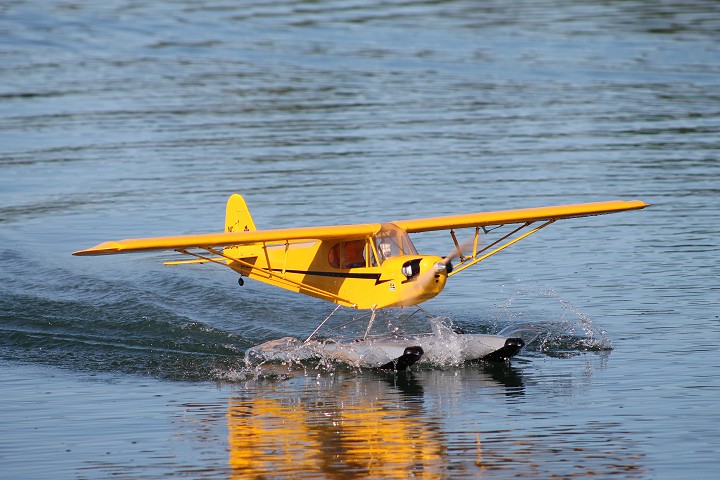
{"left": 269, "top": 268, "right": 390, "bottom": 285}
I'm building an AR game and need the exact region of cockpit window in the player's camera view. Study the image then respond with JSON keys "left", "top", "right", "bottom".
{"left": 343, "top": 240, "right": 366, "bottom": 268}
{"left": 328, "top": 240, "right": 367, "bottom": 269}
{"left": 328, "top": 226, "right": 417, "bottom": 268}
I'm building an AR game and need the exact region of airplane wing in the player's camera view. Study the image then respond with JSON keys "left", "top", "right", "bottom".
{"left": 392, "top": 200, "right": 648, "bottom": 233}
{"left": 74, "top": 200, "right": 647, "bottom": 256}
{"left": 73, "top": 223, "right": 381, "bottom": 256}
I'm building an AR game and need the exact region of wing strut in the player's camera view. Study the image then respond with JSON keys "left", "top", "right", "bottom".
{"left": 450, "top": 230, "right": 466, "bottom": 262}
{"left": 449, "top": 220, "right": 555, "bottom": 277}
{"left": 173, "top": 247, "right": 355, "bottom": 306}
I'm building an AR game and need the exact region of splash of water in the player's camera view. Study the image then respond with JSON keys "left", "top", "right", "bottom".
{"left": 494, "top": 283, "right": 612, "bottom": 356}
{"left": 239, "top": 315, "right": 517, "bottom": 372}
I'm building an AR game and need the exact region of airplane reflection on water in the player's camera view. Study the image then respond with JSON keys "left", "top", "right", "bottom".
{"left": 226, "top": 365, "right": 524, "bottom": 479}
{"left": 217, "top": 357, "right": 646, "bottom": 478}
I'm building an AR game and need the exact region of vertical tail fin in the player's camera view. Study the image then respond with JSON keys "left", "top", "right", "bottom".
{"left": 225, "top": 194, "right": 256, "bottom": 233}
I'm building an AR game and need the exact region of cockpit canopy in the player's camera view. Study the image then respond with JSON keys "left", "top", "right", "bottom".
{"left": 328, "top": 223, "right": 418, "bottom": 268}
{"left": 374, "top": 223, "right": 417, "bottom": 263}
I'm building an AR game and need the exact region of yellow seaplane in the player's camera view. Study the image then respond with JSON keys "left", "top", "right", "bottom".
{"left": 74, "top": 194, "right": 647, "bottom": 370}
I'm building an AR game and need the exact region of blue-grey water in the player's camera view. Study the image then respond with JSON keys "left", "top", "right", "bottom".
{"left": 2, "top": 0, "right": 719, "bottom": 478}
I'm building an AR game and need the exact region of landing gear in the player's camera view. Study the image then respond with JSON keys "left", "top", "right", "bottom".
{"left": 363, "top": 307, "right": 377, "bottom": 340}
{"left": 237, "top": 276, "right": 244, "bottom": 286}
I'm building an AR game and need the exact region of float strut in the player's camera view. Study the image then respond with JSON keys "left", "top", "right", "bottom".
{"left": 363, "top": 307, "right": 378, "bottom": 340}
{"left": 305, "top": 304, "right": 342, "bottom": 343}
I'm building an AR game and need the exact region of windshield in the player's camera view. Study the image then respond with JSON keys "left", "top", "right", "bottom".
{"left": 373, "top": 224, "right": 417, "bottom": 264}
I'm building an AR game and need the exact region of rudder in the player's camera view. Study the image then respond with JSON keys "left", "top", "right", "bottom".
{"left": 225, "top": 194, "right": 257, "bottom": 233}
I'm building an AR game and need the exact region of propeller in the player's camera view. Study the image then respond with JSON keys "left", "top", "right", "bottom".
{"left": 401, "top": 232, "right": 482, "bottom": 304}
{"left": 432, "top": 236, "right": 474, "bottom": 276}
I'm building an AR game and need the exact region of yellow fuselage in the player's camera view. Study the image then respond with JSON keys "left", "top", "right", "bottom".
{"left": 223, "top": 232, "right": 447, "bottom": 310}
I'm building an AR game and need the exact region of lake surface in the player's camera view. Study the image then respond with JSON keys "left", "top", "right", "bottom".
{"left": 1, "top": 0, "right": 719, "bottom": 478}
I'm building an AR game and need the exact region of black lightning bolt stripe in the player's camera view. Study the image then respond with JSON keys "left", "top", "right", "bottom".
{"left": 269, "top": 269, "right": 391, "bottom": 285}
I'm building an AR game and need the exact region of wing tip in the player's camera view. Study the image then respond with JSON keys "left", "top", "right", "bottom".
{"left": 72, "top": 241, "right": 123, "bottom": 256}
{"left": 625, "top": 199, "right": 650, "bottom": 210}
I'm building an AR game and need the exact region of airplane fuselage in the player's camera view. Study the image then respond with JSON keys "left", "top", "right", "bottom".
{"left": 224, "top": 227, "right": 448, "bottom": 309}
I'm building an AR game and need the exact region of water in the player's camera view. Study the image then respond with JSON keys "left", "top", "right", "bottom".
{"left": 1, "top": 0, "right": 719, "bottom": 477}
